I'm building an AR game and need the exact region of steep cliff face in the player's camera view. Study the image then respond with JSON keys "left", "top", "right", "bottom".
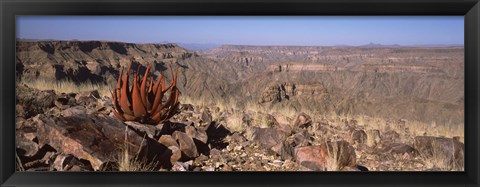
{"left": 17, "top": 41, "right": 194, "bottom": 82}
{"left": 16, "top": 40, "right": 230, "bottom": 101}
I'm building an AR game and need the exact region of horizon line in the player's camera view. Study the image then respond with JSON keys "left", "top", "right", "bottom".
{"left": 16, "top": 38, "right": 465, "bottom": 48}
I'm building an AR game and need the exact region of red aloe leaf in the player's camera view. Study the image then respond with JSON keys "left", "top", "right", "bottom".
{"left": 131, "top": 74, "right": 147, "bottom": 118}
{"left": 113, "top": 111, "right": 126, "bottom": 121}
{"left": 146, "top": 77, "right": 154, "bottom": 111}
{"left": 111, "top": 89, "right": 124, "bottom": 116}
{"left": 117, "top": 67, "right": 124, "bottom": 89}
{"left": 119, "top": 62, "right": 134, "bottom": 115}
{"left": 140, "top": 64, "right": 151, "bottom": 110}
{"left": 123, "top": 113, "right": 136, "bottom": 121}
{"left": 152, "top": 73, "right": 163, "bottom": 95}
{"left": 151, "top": 79, "right": 165, "bottom": 114}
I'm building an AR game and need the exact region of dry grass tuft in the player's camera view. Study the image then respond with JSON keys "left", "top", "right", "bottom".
{"left": 324, "top": 140, "right": 352, "bottom": 171}
{"left": 118, "top": 127, "right": 158, "bottom": 171}
{"left": 421, "top": 140, "right": 464, "bottom": 171}
{"left": 224, "top": 111, "right": 246, "bottom": 133}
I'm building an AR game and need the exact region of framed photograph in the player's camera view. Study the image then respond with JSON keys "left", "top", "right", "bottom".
{"left": 1, "top": 0, "right": 479, "bottom": 186}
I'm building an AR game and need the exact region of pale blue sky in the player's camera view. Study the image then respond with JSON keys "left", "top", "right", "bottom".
{"left": 16, "top": 16, "right": 464, "bottom": 46}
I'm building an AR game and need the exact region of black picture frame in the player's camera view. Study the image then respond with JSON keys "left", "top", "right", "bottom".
{"left": 1, "top": 0, "right": 479, "bottom": 186}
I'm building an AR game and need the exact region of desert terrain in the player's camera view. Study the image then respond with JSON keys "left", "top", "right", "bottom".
{"left": 15, "top": 40, "right": 464, "bottom": 171}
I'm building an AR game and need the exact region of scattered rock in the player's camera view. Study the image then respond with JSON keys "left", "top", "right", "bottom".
{"left": 16, "top": 85, "right": 57, "bottom": 118}
{"left": 180, "top": 104, "right": 194, "bottom": 111}
{"left": 274, "top": 123, "right": 293, "bottom": 136}
{"left": 185, "top": 125, "right": 208, "bottom": 144}
{"left": 292, "top": 130, "right": 311, "bottom": 147}
{"left": 228, "top": 132, "right": 247, "bottom": 143}
{"left": 158, "top": 135, "right": 179, "bottom": 148}
{"left": 53, "top": 154, "right": 94, "bottom": 171}
{"left": 125, "top": 121, "right": 162, "bottom": 140}
{"left": 54, "top": 93, "right": 77, "bottom": 109}
{"left": 62, "top": 105, "right": 93, "bottom": 117}
{"left": 383, "top": 143, "right": 417, "bottom": 156}
{"left": 200, "top": 111, "right": 212, "bottom": 124}
{"left": 271, "top": 142, "right": 294, "bottom": 160}
{"left": 172, "top": 131, "right": 199, "bottom": 159}
{"left": 351, "top": 129, "right": 367, "bottom": 144}
{"left": 382, "top": 130, "right": 401, "bottom": 143}
{"left": 16, "top": 129, "right": 39, "bottom": 157}
{"left": 245, "top": 127, "right": 286, "bottom": 149}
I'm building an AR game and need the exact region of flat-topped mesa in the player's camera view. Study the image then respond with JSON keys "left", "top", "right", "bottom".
{"left": 359, "top": 64, "right": 445, "bottom": 74}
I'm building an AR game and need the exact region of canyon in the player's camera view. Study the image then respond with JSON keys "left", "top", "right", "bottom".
{"left": 16, "top": 41, "right": 464, "bottom": 126}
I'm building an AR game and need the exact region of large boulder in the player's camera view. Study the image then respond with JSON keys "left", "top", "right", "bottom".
{"left": 34, "top": 114, "right": 152, "bottom": 170}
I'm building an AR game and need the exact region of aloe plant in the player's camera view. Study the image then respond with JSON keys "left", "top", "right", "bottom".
{"left": 111, "top": 61, "right": 179, "bottom": 125}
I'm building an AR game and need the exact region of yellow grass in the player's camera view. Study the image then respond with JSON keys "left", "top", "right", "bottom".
{"left": 118, "top": 127, "right": 158, "bottom": 171}
{"left": 19, "top": 78, "right": 111, "bottom": 98}
{"left": 339, "top": 114, "right": 463, "bottom": 141}
{"left": 421, "top": 140, "right": 464, "bottom": 171}
{"left": 224, "top": 111, "right": 246, "bottom": 133}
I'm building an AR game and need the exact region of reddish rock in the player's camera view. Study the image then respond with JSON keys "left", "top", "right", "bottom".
{"left": 295, "top": 141, "right": 356, "bottom": 171}
{"left": 383, "top": 143, "right": 417, "bottom": 156}
{"left": 274, "top": 123, "right": 293, "bottom": 136}
{"left": 271, "top": 141, "right": 294, "bottom": 160}
{"left": 293, "top": 130, "right": 311, "bottom": 147}
{"left": 16, "top": 129, "right": 39, "bottom": 157}
{"left": 53, "top": 154, "right": 94, "bottom": 171}
{"left": 245, "top": 127, "right": 286, "bottom": 149}
{"left": 158, "top": 135, "right": 179, "bottom": 148}
{"left": 294, "top": 112, "right": 312, "bottom": 128}
{"left": 125, "top": 121, "right": 162, "bottom": 139}
{"left": 167, "top": 146, "right": 182, "bottom": 165}
{"left": 61, "top": 105, "right": 93, "bottom": 117}
{"left": 200, "top": 111, "right": 212, "bottom": 124}
{"left": 414, "top": 136, "right": 464, "bottom": 169}
{"left": 172, "top": 131, "right": 199, "bottom": 159}
{"left": 35, "top": 114, "right": 149, "bottom": 170}
{"left": 229, "top": 132, "right": 247, "bottom": 143}
{"left": 185, "top": 125, "right": 208, "bottom": 144}
{"left": 382, "top": 130, "right": 401, "bottom": 143}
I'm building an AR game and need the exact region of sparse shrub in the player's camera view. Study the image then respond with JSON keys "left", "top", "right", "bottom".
{"left": 112, "top": 60, "right": 180, "bottom": 125}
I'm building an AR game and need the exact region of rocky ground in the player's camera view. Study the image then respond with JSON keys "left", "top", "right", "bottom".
{"left": 15, "top": 83, "right": 464, "bottom": 172}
